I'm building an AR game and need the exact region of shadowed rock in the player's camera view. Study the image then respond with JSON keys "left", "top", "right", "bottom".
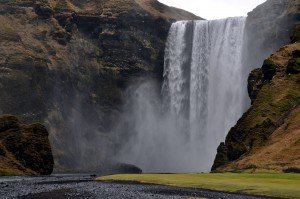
{"left": 0, "top": 115, "right": 54, "bottom": 175}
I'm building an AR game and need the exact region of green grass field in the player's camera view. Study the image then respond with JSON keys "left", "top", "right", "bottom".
{"left": 97, "top": 173, "right": 300, "bottom": 198}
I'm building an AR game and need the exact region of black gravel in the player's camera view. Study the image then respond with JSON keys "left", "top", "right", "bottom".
{"left": 0, "top": 174, "right": 270, "bottom": 199}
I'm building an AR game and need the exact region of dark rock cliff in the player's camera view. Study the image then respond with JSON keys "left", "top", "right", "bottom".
{"left": 212, "top": 0, "right": 300, "bottom": 172}
{"left": 0, "top": 0, "right": 200, "bottom": 171}
{"left": 0, "top": 115, "right": 54, "bottom": 175}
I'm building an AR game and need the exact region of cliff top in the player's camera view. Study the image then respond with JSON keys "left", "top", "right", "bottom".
{"left": 2, "top": 0, "right": 201, "bottom": 20}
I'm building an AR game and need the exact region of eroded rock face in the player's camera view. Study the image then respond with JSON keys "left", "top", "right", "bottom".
{"left": 0, "top": 115, "right": 54, "bottom": 175}
{"left": 0, "top": 0, "right": 200, "bottom": 171}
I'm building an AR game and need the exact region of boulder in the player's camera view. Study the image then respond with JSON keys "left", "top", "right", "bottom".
{"left": 111, "top": 163, "right": 143, "bottom": 174}
{"left": 0, "top": 115, "right": 54, "bottom": 176}
{"left": 103, "top": 163, "right": 143, "bottom": 175}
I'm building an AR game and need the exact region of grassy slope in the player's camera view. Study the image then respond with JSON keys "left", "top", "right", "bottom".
{"left": 98, "top": 173, "right": 300, "bottom": 198}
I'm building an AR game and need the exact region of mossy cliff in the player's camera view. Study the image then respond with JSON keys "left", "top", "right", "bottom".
{"left": 212, "top": 0, "right": 300, "bottom": 173}
{"left": 0, "top": 115, "right": 54, "bottom": 176}
{"left": 0, "top": 0, "right": 200, "bottom": 171}
{"left": 212, "top": 43, "right": 300, "bottom": 172}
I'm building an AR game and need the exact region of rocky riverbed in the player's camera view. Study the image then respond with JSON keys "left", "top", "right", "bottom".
{"left": 0, "top": 174, "right": 268, "bottom": 199}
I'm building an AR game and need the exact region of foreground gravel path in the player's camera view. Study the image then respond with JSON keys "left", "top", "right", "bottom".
{"left": 0, "top": 175, "right": 269, "bottom": 199}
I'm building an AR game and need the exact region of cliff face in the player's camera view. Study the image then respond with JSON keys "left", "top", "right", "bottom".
{"left": 212, "top": 0, "right": 300, "bottom": 172}
{"left": 0, "top": 115, "right": 53, "bottom": 175}
{"left": 212, "top": 43, "right": 300, "bottom": 172}
{"left": 0, "top": 0, "right": 199, "bottom": 171}
{"left": 244, "top": 0, "right": 300, "bottom": 69}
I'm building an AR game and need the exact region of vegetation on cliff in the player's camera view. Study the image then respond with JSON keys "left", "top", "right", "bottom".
{"left": 212, "top": 0, "right": 300, "bottom": 173}
{"left": 212, "top": 43, "right": 300, "bottom": 172}
{"left": 0, "top": 115, "right": 53, "bottom": 176}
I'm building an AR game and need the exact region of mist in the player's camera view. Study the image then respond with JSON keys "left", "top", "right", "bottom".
{"left": 115, "top": 18, "right": 248, "bottom": 173}
{"left": 115, "top": 80, "right": 208, "bottom": 172}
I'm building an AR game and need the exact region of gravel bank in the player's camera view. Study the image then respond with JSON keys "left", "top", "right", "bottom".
{"left": 0, "top": 175, "right": 268, "bottom": 199}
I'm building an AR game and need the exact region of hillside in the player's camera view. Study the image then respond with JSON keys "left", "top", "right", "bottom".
{"left": 212, "top": 43, "right": 300, "bottom": 172}
{"left": 0, "top": 0, "right": 200, "bottom": 172}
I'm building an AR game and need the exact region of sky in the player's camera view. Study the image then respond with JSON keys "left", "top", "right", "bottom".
{"left": 158, "top": 0, "right": 267, "bottom": 19}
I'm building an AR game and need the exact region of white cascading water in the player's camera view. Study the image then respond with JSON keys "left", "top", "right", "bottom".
{"left": 163, "top": 17, "right": 247, "bottom": 170}
{"left": 118, "top": 17, "right": 249, "bottom": 172}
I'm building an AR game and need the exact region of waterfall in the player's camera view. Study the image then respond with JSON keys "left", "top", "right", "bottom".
{"left": 117, "top": 17, "right": 249, "bottom": 172}
{"left": 163, "top": 17, "right": 247, "bottom": 162}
